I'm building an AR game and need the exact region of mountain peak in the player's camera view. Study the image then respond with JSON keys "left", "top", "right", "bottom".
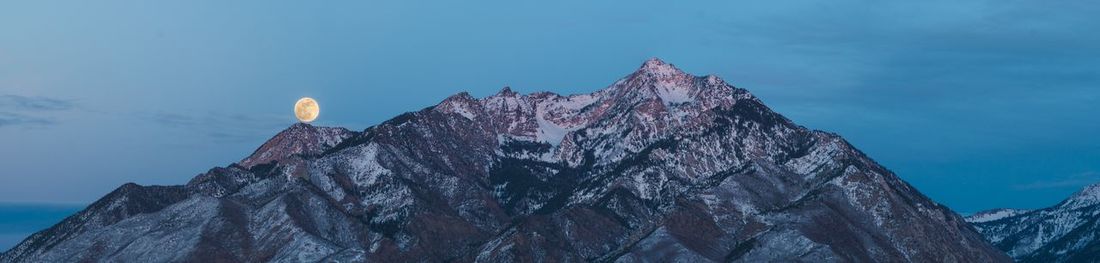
{"left": 1065, "top": 182, "right": 1100, "bottom": 208}
{"left": 287, "top": 122, "right": 315, "bottom": 130}
{"left": 641, "top": 57, "right": 668, "bottom": 67}
{"left": 1076, "top": 181, "right": 1100, "bottom": 196}
{"left": 238, "top": 123, "right": 355, "bottom": 168}
{"left": 970, "top": 181, "right": 1100, "bottom": 261}
{"left": 497, "top": 86, "right": 517, "bottom": 96}
{"left": 636, "top": 57, "right": 685, "bottom": 76}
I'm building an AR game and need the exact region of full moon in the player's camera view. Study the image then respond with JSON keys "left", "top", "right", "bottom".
{"left": 294, "top": 97, "right": 319, "bottom": 122}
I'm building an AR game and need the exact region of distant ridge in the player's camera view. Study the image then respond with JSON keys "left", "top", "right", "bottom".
{"left": 967, "top": 182, "right": 1100, "bottom": 262}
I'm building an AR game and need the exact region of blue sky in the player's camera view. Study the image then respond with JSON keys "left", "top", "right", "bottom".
{"left": 1, "top": 0, "right": 1098, "bottom": 214}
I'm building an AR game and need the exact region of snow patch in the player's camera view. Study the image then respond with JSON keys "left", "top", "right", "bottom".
{"left": 654, "top": 83, "right": 693, "bottom": 104}
{"left": 965, "top": 208, "right": 1030, "bottom": 223}
{"left": 784, "top": 139, "right": 842, "bottom": 178}
{"left": 559, "top": 94, "right": 598, "bottom": 110}
{"left": 348, "top": 144, "right": 391, "bottom": 187}
{"left": 534, "top": 105, "right": 581, "bottom": 146}
{"left": 449, "top": 103, "right": 476, "bottom": 120}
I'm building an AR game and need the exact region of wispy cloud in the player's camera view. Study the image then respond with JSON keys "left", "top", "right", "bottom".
{"left": 0, "top": 95, "right": 74, "bottom": 111}
{"left": 1015, "top": 171, "right": 1100, "bottom": 190}
{"left": 144, "top": 111, "right": 290, "bottom": 143}
{"left": 0, "top": 112, "right": 55, "bottom": 127}
{"left": 0, "top": 95, "right": 74, "bottom": 128}
{"left": 148, "top": 112, "right": 203, "bottom": 128}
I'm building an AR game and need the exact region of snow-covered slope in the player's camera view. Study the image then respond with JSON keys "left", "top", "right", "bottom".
{"left": 1, "top": 58, "right": 1008, "bottom": 262}
{"left": 967, "top": 208, "right": 1032, "bottom": 223}
{"left": 967, "top": 183, "right": 1100, "bottom": 263}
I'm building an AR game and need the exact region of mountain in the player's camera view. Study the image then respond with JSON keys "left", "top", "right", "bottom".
{"left": 966, "top": 208, "right": 1031, "bottom": 224}
{"left": 1, "top": 58, "right": 1008, "bottom": 262}
{"left": 966, "top": 183, "right": 1100, "bottom": 262}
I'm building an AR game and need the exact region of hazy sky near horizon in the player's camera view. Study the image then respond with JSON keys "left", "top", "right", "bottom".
{"left": 1, "top": 0, "right": 1098, "bottom": 213}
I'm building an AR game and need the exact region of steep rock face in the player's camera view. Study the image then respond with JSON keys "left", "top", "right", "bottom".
{"left": 967, "top": 183, "right": 1100, "bottom": 262}
{"left": 2, "top": 58, "right": 1008, "bottom": 262}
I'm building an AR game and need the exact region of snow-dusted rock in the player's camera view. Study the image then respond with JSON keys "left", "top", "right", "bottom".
{"left": 2, "top": 58, "right": 1008, "bottom": 262}
{"left": 967, "top": 183, "right": 1100, "bottom": 262}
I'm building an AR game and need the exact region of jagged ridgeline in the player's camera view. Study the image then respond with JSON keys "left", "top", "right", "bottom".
{"left": 2, "top": 59, "right": 1009, "bottom": 262}
{"left": 967, "top": 183, "right": 1100, "bottom": 263}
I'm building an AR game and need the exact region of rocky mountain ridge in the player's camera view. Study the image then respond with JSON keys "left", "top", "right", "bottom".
{"left": 2, "top": 58, "right": 1008, "bottom": 262}
{"left": 967, "top": 182, "right": 1100, "bottom": 262}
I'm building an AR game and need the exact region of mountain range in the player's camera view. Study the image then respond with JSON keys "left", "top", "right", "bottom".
{"left": 967, "top": 183, "right": 1100, "bottom": 262}
{"left": 1, "top": 59, "right": 1009, "bottom": 262}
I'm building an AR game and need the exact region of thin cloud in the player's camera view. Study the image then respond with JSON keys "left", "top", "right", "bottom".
{"left": 0, "top": 95, "right": 74, "bottom": 128}
{"left": 0, "top": 112, "right": 55, "bottom": 127}
{"left": 0, "top": 95, "right": 74, "bottom": 112}
{"left": 144, "top": 111, "right": 290, "bottom": 143}
{"left": 148, "top": 111, "right": 287, "bottom": 129}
